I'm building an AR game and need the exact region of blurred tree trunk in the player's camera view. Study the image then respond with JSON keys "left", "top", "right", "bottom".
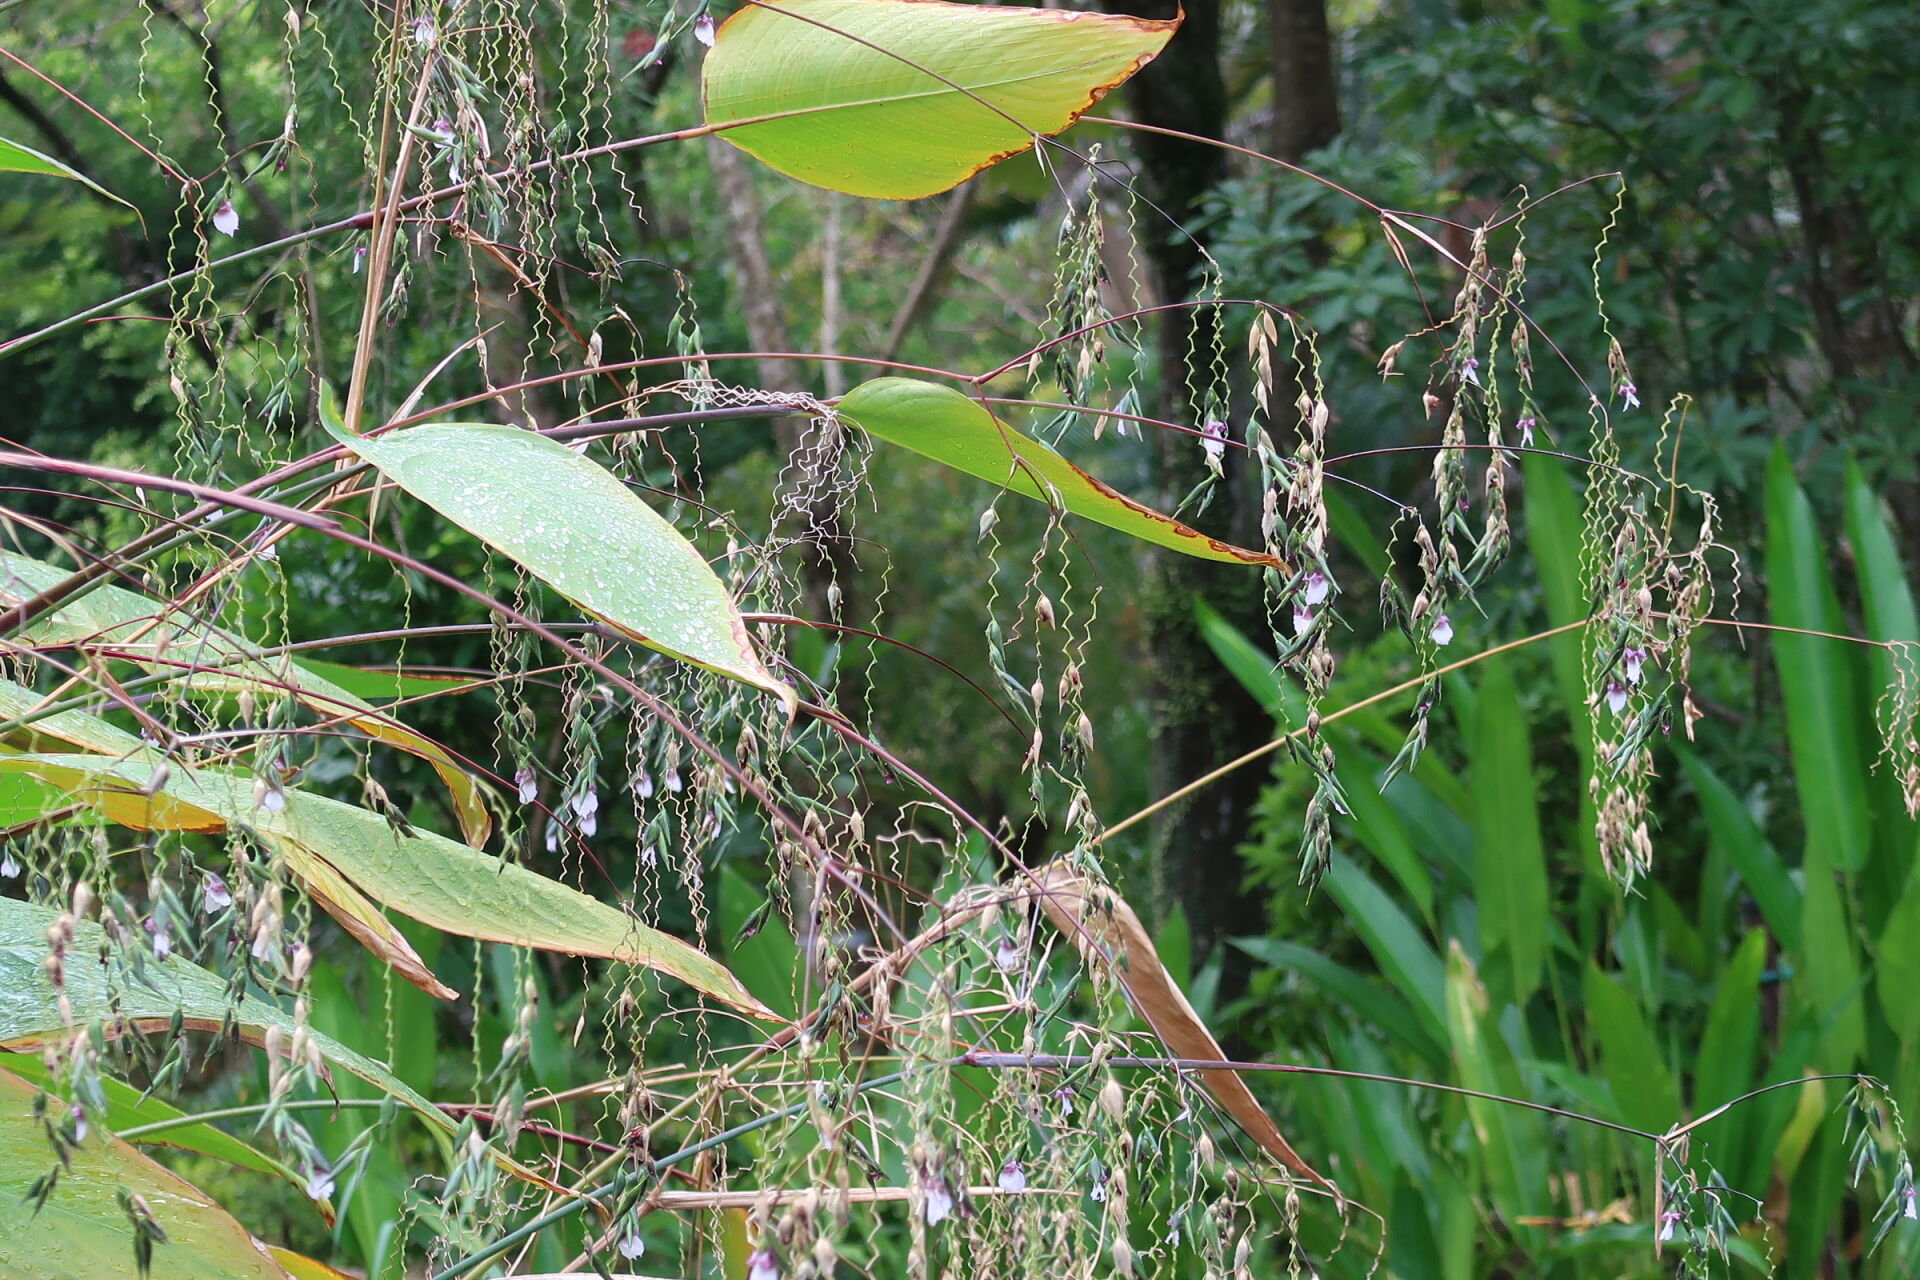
{"left": 1268, "top": 0, "right": 1341, "bottom": 164}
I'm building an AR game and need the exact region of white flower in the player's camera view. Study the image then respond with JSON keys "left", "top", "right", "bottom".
{"left": 152, "top": 930, "right": 171, "bottom": 960}
{"left": 352, "top": 244, "right": 367, "bottom": 274}
{"left": 0, "top": 852, "right": 20, "bottom": 879}
{"left": 516, "top": 768, "right": 538, "bottom": 804}
{"left": 694, "top": 12, "right": 716, "bottom": 45}
{"left": 1089, "top": 1171, "right": 1108, "bottom": 1203}
{"left": 747, "top": 1248, "right": 779, "bottom": 1280}
{"left": 211, "top": 199, "right": 239, "bottom": 236}
{"left": 1461, "top": 356, "right": 1481, "bottom": 387}
{"left": 1657, "top": 1209, "right": 1681, "bottom": 1242}
{"left": 994, "top": 936, "right": 1023, "bottom": 972}
{"left": 572, "top": 789, "right": 598, "bottom": 819}
{"left": 1517, "top": 415, "right": 1536, "bottom": 448}
{"left": 544, "top": 822, "right": 561, "bottom": 852}
{"left": 1902, "top": 1185, "right": 1916, "bottom": 1220}
{"left": 1302, "top": 570, "right": 1331, "bottom": 606}
{"left": 1292, "top": 605, "right": 1315, "bottom": 637}
{"left": 71, "top": 1104, "right": 88, "bottom": 1141}
{"left": 633, "top": 767, "right": 654, "bottom": 799}
{"left": 1605, "top": 680, "right": 1629, "bottom": 716}
{"left": 305, "top": 1163, "right": 335, "bottom": 1201}
{"left": 618, "top": 1228, "right": 646, "bottom": 1260}
{"left": 202, "top": 872, "right": 232, "bottom": 913}
{"left": 664, "top": 766, "right": 684, "bottom": 792}
{"left": 997, "top": 1158, "right": 1027, "bottom": 1193}
{"left": 922, "top": 1175, "right": 954, "bottom": 1225}
{"left": 641, "top": 843, "right": 659, "bottom": 867}
{"left": 1623, "top": 646, "right": 1647, "bottom": 685}
{"left": 1431, "top": 614, "right": 1454, "bottom": 647}
{"left": 1200, "top": 419, "right": 1228, "bottom": 472}
{"left": 1619, "top": 381, "right": 1641, "bottom": 410}
{"left": 410, "top": 14, "right": 435, "bottom": 46}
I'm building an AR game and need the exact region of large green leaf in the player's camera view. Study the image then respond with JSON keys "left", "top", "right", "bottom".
{"left": 0, "top": 135, "right": 135, "bottom": 211}
{"left": 1324, "top": 855, "right": 1448, "bottom": 1052}
{"left": 2, "top": 1054, "right": 302, "bottom": 1191}
{"left": 0, "top": 1064, "right": 290, "bottom": 1280}
{"left": 1472, "top": 657, "right": 1548, "bottom": 1006}
{"left": 1581, "top": 963, "right": 1679, "bottom": 1133}
{"left": 1676, "top": 747, "right": 1800, "bottom": 951}
{"left": 700, "top": 0, "right": 1176, "bottom": 198}
{"left": 1795, "top": 843, "right": 1866, "bottom": 1070}
{"left": 1763, "top": 445, "right": 1872, "bottom": 872}
{"left": 1442, "top": 941, "right": 1547, "bottom": 1239}
{"left": 0, "top": 754, "right": 771, "bottom": 1019}
{"left": 0, "top": 552, "right": 493, "bottom": 847}
{"left": 841, "top": 379, "right": 1279, "bottom": 566}
{"left": 0, "top": 896, "right": 446, "bottom": 1136}
{"left": 1232, "top": 936, "right": 1448, "bottom": 1069}
{"left": 0, "top": 674, "right": 157, "bottom": 760}
{"left": 329, "top": 422, "right": 794, "bottom": 712}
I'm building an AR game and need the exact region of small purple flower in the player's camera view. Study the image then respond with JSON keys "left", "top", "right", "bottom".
{"left": 633, "top": 767, "right": 655, "bottom": 799}
{"left": 1623, "top": 646, "right": 1647, "bottom": 685}
{"left": 352, "top": 244, "right": 368, "bottom": 274}
{"left": 747, "top": 1248, "right": 778, "bottom": 1280}
{"left": 71, "top": 1104, "right": 87, "bottom": 1141}
{"left": 1657, "top": 1208, "right": 1682, "bottom": 1242}
{"left": 663, "top": 765, "right": 684, "bottom": 793}
{"left": 1605, "top": 680, "right": 1629, "bottom": 716}
{"left": 693, "top": 12, "right": 716, "bottom": 45}
{"left": 0, "top": 852, "right": 20, "bottom": 879}
{"left": 1902, "top": 1184, "right": 1917, "bottom": 1220}
{"left": 1292, "top": 604, "right": 1315, "bottom": 637}
{"left": 1200, "top": 419, "right": 1227, "bottom": 469}
{"left": 617, "top": 1228, "right": 646, "bottom": 1260}
{"left": 922, "top": 1174, "right": 954, "bottom": 1225}
{"left": 409, "top": 14, "right": 435, "bottom": 46}
{"left": 146, "top": 918, "right": 172, "bottom": 960}
{"left": 572, "top": 788, "right": 599, "bottom": 837}
{"left": 211, "top": 199, "right": 239, "bottom": 237}
{"left": 544, "top": 822, "right": 561, "bottom": 853}
{"left": 1619, "top": 381, "right": 1640, "bottom": 410}
{"left": 1302, "top": 570, "right": 1331, "bottom": 606}
{"left": 1053, "top": 1084, "right": 1075, "bottom": 1116}
{"left": 1431, "top": 614, "right": 1454, "bottom": 647}
{"left": 1517, "top": 415, "right": 1537, "bottom": 448}
{"left": 994, "top": 936, "right": 1023, "bottom": 972}
{"left": 1089, "top": 1169, "right": 1109, "bottom": 1203}
{"left": 1461, "top": 356, "right": 1481, "bottom": 388}
{"left": 998, "top": 1157, "right": 1027, "bottom": 1193}
{"left": 305, "top": 1162, "right": 335, "bottom": 1201}
{"left": 202, "top": 872, "right": 232, "bottom": 914}
{"left": 641, "top": 843, "right": 659, "bottom": 867}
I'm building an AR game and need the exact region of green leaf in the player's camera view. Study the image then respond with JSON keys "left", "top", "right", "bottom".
{"left": 1692, "top": 929, "right": 1767, "bottom": 1172}
{"left": 1472, "top": 657, "right": 1548, "bottom": 1006}
{"left": 1442, "top": 941, "right": 1547, "bottom": 1235}
{"left": 0, "top": 135, "right": 135, "bottom": 211}
{"left": 285, "top": 660, "right": 479, "bottom": 701}
{"left": 1879, "top": 861, "right": 1920, "bottom": 1045}
{"left": 1794, "top": 843, "right": 1866, "bottom": 1070}
{"left": 0, "top": 674, "right": 157, "bottom": 759}
{"left": 0, "top": 552, "right": 494, "bottom": 847}
{"left": 0, "top": 1063, "right": 289, "bottom": 1280}
{"left": 0, "top": 896, "right": 447, "bottom": 1139}
{"left": 1324, "top": 855, "right": 1448, "bottom": 1053}
{"left": 1581, "top": 962, "right": 1679, "bottom": 1133}
{"left": 1764, "top": 443, "right": 1872, "bottom": 872}
{"left": 0, "top": 753, "right": 771, "bottom": 1020}
{"left": 1676, "top": 747, "right": 1800, "bottom": 951}
{"left": 2, "top": 1054, "right": 302, "bottom": 1190}
{"left": 700, "top": 0, "right": 1176, "bottom": 199}
{"left": 329, "top": 422, "right": 795, "bottom": 712}
{"left": 1232, "top": 936, "right": 1448, "bottom": 1069}
{"left": 841, "top": 379, "right": 1278, "bottom": 566}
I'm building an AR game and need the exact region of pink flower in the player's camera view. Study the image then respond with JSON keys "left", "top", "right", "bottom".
{"left": 998, "top": 1158, "right": 1027, "bottom": 1193}
{"left": 1605, "top": 680, "right": 1629, "bottom": 716}
{"left": 694, "top": 13, "right": 716, "bottom": 45}
{"left": 747, "top": 1248, "right": 778, "bottom": 1280}
{"left": 1430, "top": 614, "right": 1454, "bottom": 647}
{"left": 211, "top": 199, "right": 239, "bottom": 236}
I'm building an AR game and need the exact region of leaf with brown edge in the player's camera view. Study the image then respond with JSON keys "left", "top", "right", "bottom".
{"left": 702, "top": 0, "right": 1177, "bottom": 199}
{"left": 1030, "top": 861, "right": 1335, "bottom": 1196}
{"left": 279, "top": 847, "right": 459, "bottom": 1000}
{"left": 838, "top": 378, "right": 1284, "bottom": 567}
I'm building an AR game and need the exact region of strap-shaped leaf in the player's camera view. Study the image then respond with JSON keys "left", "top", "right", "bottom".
{"left": 702, "top": 0, "right": 1176, "bottom": 199}
{"left": 0, "top": 754, "right": 772, "bottom": 1020}
{"left": 838, "top": 378, "right": 1281, "bottom": 566}
{"left": 1, "top": 135, "right": 136, "bottom": 211}
{"left": 0, "top": 1064, "right": 289, "bottom": 1280}
{"left": 0, "top": 551, "right": 494, "bottom": 847}
{"left": 329, "top": 423, "right": 796, "bottom": 714}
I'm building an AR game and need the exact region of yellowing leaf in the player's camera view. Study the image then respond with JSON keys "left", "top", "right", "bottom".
{"left": 838, "top": 378, "right": 1282, "bottom": 566}
{"left": 329, "top": 422, "right": 795, "bottom": 714}
{"left": 0, "top": 754, "right": 773, "bottom": 1020}
{"left": 1031, "top": 862, "right": 1332, "bottom": 1193}
{"left": 702, "top": 0, "right": 1175, "bottom": 199}
{"left": 0, "top": 551, "right": 494, "bottom": 846}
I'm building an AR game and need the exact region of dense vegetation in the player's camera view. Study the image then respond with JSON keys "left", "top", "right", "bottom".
{"left": 1, "top": 0, "right": 1917, "bottom": 1276}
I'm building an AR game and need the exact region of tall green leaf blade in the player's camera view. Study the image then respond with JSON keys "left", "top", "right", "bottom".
{"left": 1878, "top": 861, "right": 1920, "bottom": 1046}
{"left": 0, "top": 1064, "right": 289, "bottom": 1280}
{"left": 701, "top": 0, "right": 1176, "bottom": 198}
{"left": 1764, "top": 444, "right": 1872, "bottom": 872}
{"left": 1325, "top": 855, "right": 1448, "bottom": 1052}
{"left": 840, "top": 379, "right": 1279, "bottom": 566}
{"left": 1676, "top": 747, "right": 1801, "bottom": 950}
{"left": 1443, "top": 941, "right": 1546, "bottom": 1239}
{"left": 1472, "top": 656, "right": 1548, "bottom": 1005}
{"left": 1795, "top": 844, "right": 1867, "bottom": 1070}
{"left": 1692, "top": 930, "right": 1768, "bottom": 1177}
{"left": 1581, "top": 963, "right": 1680, "bottom": 1133}
{"left": 1233, "top": 936, "right": 1448, "bottom": 1068}
{"left": 331, "top": 423, "right": 795, "bottom": 712}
